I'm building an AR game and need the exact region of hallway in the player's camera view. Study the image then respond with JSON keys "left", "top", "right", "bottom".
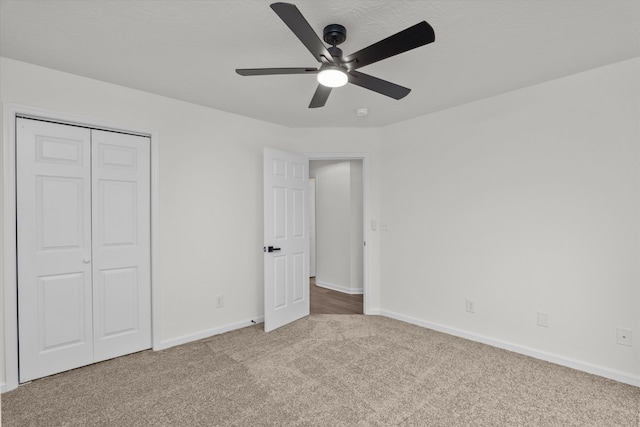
{"left": 309, "top": 277, "right": 363, "bottom": 315}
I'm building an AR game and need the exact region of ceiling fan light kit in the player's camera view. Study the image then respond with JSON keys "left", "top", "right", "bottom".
{"left": 236, "top": 2, "right": 435, "bottom": 108}
{"left": 317, "top": 67, "right": 348, "bottom": 88}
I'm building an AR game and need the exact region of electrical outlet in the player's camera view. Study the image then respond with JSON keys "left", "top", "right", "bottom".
{"left": 216, "top": 295, "right": 224, "bottom": 308}
{"left": 380, "top": 221, "right": 389, "bottom": 232}
{"left": 537, "top": 312, "right": 549, "bottom": 328}
{"left": 466, "top": 299, "right": 475, "bottom": 314}
{"left": 617, "top": 328, "right": 632, "bottom": 347}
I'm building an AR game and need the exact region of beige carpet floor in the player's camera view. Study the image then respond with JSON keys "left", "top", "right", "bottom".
{"left": 2, "top": 315, "right": 639, "bottom": 426}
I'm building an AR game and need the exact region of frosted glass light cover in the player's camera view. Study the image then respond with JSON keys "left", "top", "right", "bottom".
{"left": 317, "top": 68, "right": 348, "bottom": 88}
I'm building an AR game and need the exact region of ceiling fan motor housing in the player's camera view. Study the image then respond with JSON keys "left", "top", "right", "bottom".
{"left": 323, "top": 24, "right": 347, "bottom": 46}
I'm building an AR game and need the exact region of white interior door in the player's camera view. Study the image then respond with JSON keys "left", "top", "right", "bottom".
{"left": 17, "top": 118, "right": 94, "bottom": 382}
{"left": 92, "top": 130, "right": 151, "bottom": 362}
{"left": 17, "top": 118, "right": 151, "bottom": 382}
{"left": 263, "top": 147, "right": 309, "bottom": 332}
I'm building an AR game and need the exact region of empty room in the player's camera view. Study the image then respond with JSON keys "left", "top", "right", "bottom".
{"left": 1, "top": 0, "right": 639, "bottom": 425}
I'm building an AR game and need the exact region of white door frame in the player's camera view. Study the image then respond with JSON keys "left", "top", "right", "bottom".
{"left": 306, "top": 153, "right": 370, "bottom": 314}
{"left": 2, "top": 103, "right": 161, "bottom": 392}
{"left": 308, "top": 178, "right": 316, "bottom": 277}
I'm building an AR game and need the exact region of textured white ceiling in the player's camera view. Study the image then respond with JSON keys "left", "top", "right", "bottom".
{"left": 1, "top": 0, "right": 638, "bottom": 127}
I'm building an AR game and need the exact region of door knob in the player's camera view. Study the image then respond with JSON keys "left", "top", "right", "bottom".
{"left": 82, "top": 258, "right": 91, "bottom": 263}
{"left": 264, "top": 246, "right": 281, "bottom": 253}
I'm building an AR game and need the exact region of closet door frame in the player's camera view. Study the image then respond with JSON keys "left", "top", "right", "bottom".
{"left": 2, "top": 104, "right": 161, "bottom": 392}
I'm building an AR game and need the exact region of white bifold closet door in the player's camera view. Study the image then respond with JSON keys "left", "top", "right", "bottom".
{"left": 16, "top": 118, "right": 151, "bottom": 382}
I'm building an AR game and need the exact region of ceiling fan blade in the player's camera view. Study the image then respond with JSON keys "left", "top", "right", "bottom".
{"left": 348, "top": 71, "right": 411, "bottom": 100}
{"left": 270, "top": 2, "right": 333, "bottom": 64}
{"left": 236, "top": 67, "right": 318, "bottom": 76}
{"left": 309, "top": 84, "right": 332, "bottom": 108}
{"left": 344, "top": 21, "right": 435, "bottom": 70}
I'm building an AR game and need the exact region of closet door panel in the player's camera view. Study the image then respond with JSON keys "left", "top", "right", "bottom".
{"left": 91, "top": 130, "right": 151, "bottom": 362}
{"left": 17, "top": 118, "right": 94, "bottom": 382}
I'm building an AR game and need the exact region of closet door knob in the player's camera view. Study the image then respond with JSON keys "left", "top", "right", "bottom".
{"left": 82, "top": 258, "right": 91, "bottom": 263}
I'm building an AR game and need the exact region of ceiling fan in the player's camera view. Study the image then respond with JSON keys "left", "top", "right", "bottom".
{"left": 236, "top": 2, "right": 435, "bottom": 108}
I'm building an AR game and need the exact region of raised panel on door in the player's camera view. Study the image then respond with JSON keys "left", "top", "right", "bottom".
{"left": 17, "top": 118, "right": 94, "bottom": 382}
{"left": 97, "top": 267, "right": 139, "bottom": 336}
{"left": 263, "top": 148, "right": 309, "bottom": 332}
{"left": 38, "top": 273, "right": 88, "bottom": 351}
{"left": 91, "top": 130, "right": 151, "bottom": 362}
{"left": 292, "top": 252, "right": 305, "bottom": 302}
{"left": 273, "top": 255, "right": 288, "bottom": 309}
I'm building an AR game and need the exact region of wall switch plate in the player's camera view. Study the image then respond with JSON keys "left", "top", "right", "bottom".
{"left": 616, "top": 328, "right": 632, "bottom": 347}
{"left": 537, "top": 312, "right": 549, "bottom": 328}
{"left": 466, "top": 299, "right": 475, "bottom": 313}
{"left": 216, "top": 295, "right": 224, "bottom": 308}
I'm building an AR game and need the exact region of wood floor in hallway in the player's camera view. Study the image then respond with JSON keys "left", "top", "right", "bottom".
{"left": 310, "top": 277, "right": 363, "bottom": 315}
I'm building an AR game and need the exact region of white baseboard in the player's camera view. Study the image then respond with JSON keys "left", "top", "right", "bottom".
{"left": 315, "top": 280, "right": 363, "bottom": 295}
{"left": 380, "top": 310, "right": 640, "bottom": 388}
{"left": 154, "top": 316, "right": 264, "bottom": 351}
{"left": 1, "top": 381, "right": 7, "bottom": 393}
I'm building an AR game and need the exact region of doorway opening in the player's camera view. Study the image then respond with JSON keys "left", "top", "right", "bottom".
{"left": 309, "top": 158, "right": 364, "bottom": 315}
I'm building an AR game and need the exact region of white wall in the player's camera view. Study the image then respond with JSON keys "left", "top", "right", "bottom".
{"left": 0, "top": 57, "right": 382, "bottom": 388}
{"left": 310, "top": 160, "right": 363, "bottom": 294}
{"left": 2, "top": 55, "right": 637, "bottom": 388}
{"left": 379, "top": 58, "right": 640, "bottom": 381}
